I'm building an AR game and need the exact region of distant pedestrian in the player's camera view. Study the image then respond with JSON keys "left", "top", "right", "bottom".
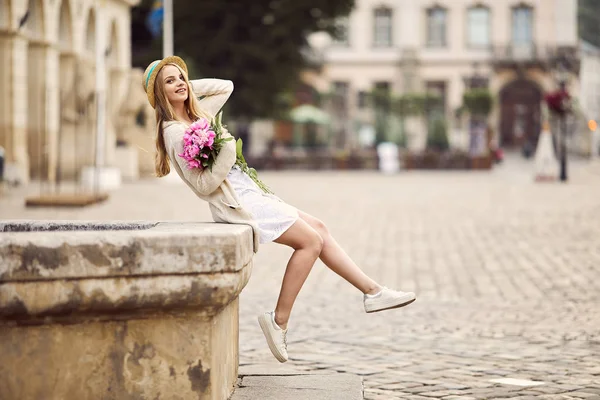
{"left": 142, "top": 56, "right": 416, "bottom": 363}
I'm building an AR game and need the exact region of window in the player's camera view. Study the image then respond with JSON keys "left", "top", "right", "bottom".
{"left": 373, "top": 81, "right": 391, "bottom": 112}
{"left": 333, "top": 17, "right": 349, "bottom": 46}
{"left": 58, "top": 0, "right": 72, "bottom": 49}
{"left": 512, "top": 5, "right": 533, "bottom": 46}
{"left": 467, "top": 6, "right": 490, "bottom": 48}
{"left": 358, "top": 91, "right": 368, "bottom": 109}
{"left": 332, "top": 81, "right": 349, "bottom": 113}
{"left": 373, "top": 8, "right": 392, "bottom": 47}
{"left": 427, "top": 6, "right": 447, "bottom": 47}
{"left": 26, "top": 0, "right": 43, "bottom": 39}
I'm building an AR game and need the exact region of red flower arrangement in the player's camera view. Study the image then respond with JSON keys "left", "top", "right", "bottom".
{"left": 544, "top": 88, "right": 571, "bottom": 116}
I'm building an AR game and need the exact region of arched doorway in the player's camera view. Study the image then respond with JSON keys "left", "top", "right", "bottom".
{"left": 499, "top": 78, "right": 542, "bottom": 148}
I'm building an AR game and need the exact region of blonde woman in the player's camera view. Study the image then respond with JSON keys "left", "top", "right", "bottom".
{"left": 143, "top": 56, "right": 416, "bottom": 363}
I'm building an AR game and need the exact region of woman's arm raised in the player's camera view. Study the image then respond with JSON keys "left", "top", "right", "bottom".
{"left": 189, "top": 78, "right": 234, "bottom": 118}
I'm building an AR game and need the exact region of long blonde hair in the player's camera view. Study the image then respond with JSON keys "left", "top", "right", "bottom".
{"left": 153, "top": 63, "right": 213, "bottom": 177}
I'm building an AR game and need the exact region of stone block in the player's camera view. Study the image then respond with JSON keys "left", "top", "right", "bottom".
{"left": 0, "top": 221, "right": 254, "bottom": 400}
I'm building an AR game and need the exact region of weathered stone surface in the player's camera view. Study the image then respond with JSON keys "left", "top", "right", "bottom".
{"left": 0, "top": 300, "right": 241, "bottom": 400}
{"left": 0, "top": 220, "right": 157, "bottom": 232}
{"left": 0, "top": 221, "right": 254, "bottom": 400}
{"left": 0, "top": 221, "right": 253, "bottom": 280}
{"left": 0, "top": 265, "right": 251, "bottom": 322}
{"left": 231, "top": 374, "right": 364, "bottom": 400}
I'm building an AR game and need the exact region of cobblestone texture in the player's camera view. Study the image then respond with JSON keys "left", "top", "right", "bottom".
{"left": 1, "top": 156, "right": 599, "bottom": 399}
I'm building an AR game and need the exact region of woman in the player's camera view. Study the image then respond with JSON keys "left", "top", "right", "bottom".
{"left": 143, "top": 56, "right": 416, "bottom": 363}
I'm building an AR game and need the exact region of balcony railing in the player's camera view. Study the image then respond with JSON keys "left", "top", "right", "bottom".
{"left": 492, "top": 43, "right": 551, "bottom": 63}
{"left": 492, "top": 44, "right": 580, "bottom": 72}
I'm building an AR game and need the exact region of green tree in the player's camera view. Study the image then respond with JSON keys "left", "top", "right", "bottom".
{"left": 579, "top": 0, "right": 600, "bottom": 47}
{"left": 132, "top": 0, "right": 354, "bottom": 118}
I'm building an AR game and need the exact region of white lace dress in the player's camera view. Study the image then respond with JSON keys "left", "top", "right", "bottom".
{"left": 226, "top": 165, "right": 298, "bottom": 243}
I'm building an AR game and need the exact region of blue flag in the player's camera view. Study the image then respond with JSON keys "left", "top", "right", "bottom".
{"left": 146, "top": 0, "right": 164, "bottom": 37}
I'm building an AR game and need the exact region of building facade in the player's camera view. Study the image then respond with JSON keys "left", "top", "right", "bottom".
{"left": 0, "top": 0, "right": 142, "bottom": 185}
{"left": 304, "top": 0, "right": 580, "bottom": 152}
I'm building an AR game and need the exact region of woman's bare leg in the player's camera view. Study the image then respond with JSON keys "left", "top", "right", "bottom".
{"left": 272, "top": 218, "right": 324, "bottom": 329}
{"left": 298, "top": 210, "right": 382, "bottom": 295}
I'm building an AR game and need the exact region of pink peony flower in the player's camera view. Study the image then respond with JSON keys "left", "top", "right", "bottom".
{"left": 187, "top": 159, "right": 201, "bottom": 169}
{"left": 189, "top": 144, "right": 200, "bottom": 157}
{"left": 177, "top": 114, "right": 230, "bottom": 171}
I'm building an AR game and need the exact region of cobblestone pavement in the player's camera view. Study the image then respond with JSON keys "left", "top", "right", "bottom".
{"left": 2, "top": 157, "right": 600, "bottom": 399}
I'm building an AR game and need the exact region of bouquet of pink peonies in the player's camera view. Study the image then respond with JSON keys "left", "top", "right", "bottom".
{"left": 178, "top": 112, "right": 233, "bottom": 172}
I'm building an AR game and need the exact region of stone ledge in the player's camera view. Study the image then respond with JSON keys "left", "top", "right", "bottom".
{"left": 0, "top": 266, "right": 251, "bottom": 324}
{"left": 0, "top": 221, "right": 253, "bottom": 281}
{"left": 230, "top": 373, "right": 364, "bottom": 400}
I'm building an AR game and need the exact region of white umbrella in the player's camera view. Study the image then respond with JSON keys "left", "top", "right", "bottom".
{"left": 289, "top": 104, "right": 331, "bottom": 125}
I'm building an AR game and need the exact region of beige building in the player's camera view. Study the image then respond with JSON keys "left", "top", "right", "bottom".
{"left": 0, "top": 0, "right": 152, "bottom": 186}
{"left": 304, "top": 0, "right": 580, "bottom": 152}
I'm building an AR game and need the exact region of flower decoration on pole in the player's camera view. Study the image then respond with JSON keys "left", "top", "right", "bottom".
{"left": 544, "top": 86, "right": 571, "bottom": 116}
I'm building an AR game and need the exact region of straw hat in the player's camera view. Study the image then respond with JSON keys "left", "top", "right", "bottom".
{"left": 142, "top": 55, "right": 188, "bottom": 108}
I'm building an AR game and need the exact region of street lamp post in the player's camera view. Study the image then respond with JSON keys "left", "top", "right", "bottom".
{"left": 559, "top": 84, "right": 568, "bottom": 182}
{"left": 545, "top": 53, "right": 573, "bottom": 182}
{"left": 556, "top": 60, "right": 570, "bottom": 182}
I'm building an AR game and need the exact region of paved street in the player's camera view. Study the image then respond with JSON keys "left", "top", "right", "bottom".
{"left": 1, "top": 156, "right": 600, "bottom": 399}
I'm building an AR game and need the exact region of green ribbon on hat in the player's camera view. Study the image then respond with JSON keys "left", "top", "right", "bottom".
{"left": 144, "top": 61, "right": 160, "bottom": 90}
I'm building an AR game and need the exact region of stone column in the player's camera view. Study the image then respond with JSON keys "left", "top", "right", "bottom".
{"left": 0, "top": 33, "right": 30, "bottom": 183}
{"left": 0, "top": 33, "right": 13, "bottom": 166}
{"left": 0, "top": 221, "right": 254, "bottom": 400}
{"left": 56, "top": 51, "right": 78, "bottom": 181}
{"left": 107, "top": 66, "right": 129, "bottom": 167}
{"left": 45, "top": 45, "right": 60, "bottom": 183}
{"left": 26, "top": 40, "right": 49, "bottom": 180}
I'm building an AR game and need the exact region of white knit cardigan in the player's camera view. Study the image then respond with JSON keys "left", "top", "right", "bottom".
{"left": 162, "top": 78, "right": 260, "bottom": 252}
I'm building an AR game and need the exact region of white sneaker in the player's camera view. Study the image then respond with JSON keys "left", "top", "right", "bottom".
{"left": 364, "top": 287, "right": 416, "bottom": 313}
{"left": 258, "top": 311, "right": 288, "bottom": 363}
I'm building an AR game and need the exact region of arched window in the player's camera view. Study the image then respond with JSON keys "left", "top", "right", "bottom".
{"left": 512, "top": 4, "right": 533, "bottom": 46}
{"left": 26, "top": 0, "right": 44, "bottom": 39}
{"left": 467, "top": 5, "right": 490, "bottom": 48}
{"left": 373, "top": 7, "right": 392, "bottom": 47}
{"left": 58, "top": 0, "right": 73, "bottom": 50}
{"left": 85, "top": 8, "right": 96, "bottom": 55}
{"left": 427, "top": 5, "right": 447, "bottom": 48}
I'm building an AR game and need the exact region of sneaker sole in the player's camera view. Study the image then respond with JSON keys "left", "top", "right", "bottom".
{"left": 258, "top": 314, "right": 288, "bottom": 363}
{"left": 365, "top": 296, "right": 416, "bottom": 313}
